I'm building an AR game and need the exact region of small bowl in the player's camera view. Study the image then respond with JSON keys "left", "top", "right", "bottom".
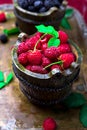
{"left": 12, "top": 33, "right": 83, "bottom": 106}
{"left": 14, "top": 2, "right": 66, "bottom": 35}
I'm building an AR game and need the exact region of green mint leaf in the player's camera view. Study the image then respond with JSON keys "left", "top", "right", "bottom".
{"left": 35, "top": 24, "right": 58, "bottom": 38}
{"left": 80, "top": 104, "right": 87, "bottom": 127}
{"left": 48, "top": 37, "right": 60, "bottom": 47}
{"left": 63, "top": 92, "right": 86, "bottom": 108}
{"left": 65, "top": 8, "right": 74, "bottom": 18}
{"left": 5, "top": 72, "right": 14, "bottom": 84}
{"left": 0, "top": 71, "right": 4, "bottom": 82}
{"left": 60, "top": 17, "right": 72, "bottom": 30}
{"left": 0, "top": 82, "right": 6, "bottom": 89}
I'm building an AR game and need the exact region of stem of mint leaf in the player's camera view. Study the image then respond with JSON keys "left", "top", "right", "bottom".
{"left": 34, "top": 33, "right": 46, "bottom": 51}
{"left": 44, "top": 61, "right": 63, "bottom": 69}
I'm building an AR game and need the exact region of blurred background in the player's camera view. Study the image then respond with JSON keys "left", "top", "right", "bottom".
{"left": 0, "top": 0, "right": 87, "bottom": 24}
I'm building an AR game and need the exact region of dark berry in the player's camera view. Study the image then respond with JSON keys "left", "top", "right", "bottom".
{"left": 18, "top": 0, "right": 29, "bottom": 9}
{"left": 44, "top": 0, "right": 55, "bottom": 9}
{"left": 27, "top": 0, "right": 36, "bottom": 5}
{"left": 34, "top": 0, "right": 43, "bottom": 9}
{"left": 27, "top": 5, "right": 35, "bottom": 12}
{"left": 0, "top": 34, "right": 8, "bottom": 43}
{"left": 39, "top": 6, "right": 47, "bottom": 13}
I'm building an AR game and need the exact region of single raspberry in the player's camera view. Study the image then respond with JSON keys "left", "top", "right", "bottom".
{"left": 26, "top": 35, "right": 41, "bottom": 50}
{"left": 0, "top": 12, "right": 6, "bottom": 22}
{"left": 58, "top": 30, "right": 68, "bottom": 44}
{"left": 18, "top": 53, "right": 28, "bottom": 66}
{"left": 35, "top": 32, "right": 42, "bottom": 38}
{"left": 41, "top": 43, "right": 48, "bottom": 52}
{"left": 51, "top": 64, "right": 62, "bottom": 71}
{"left": 40, "top": 37, "right": 48, "bottom": 44}
{"left": 59, "top": 53, "right": 75, "bottom": 69}
{"left": 25, "top": 65, "right": 31, "bottom": 71}
{"left": 42, "top": 57, "right": 51, "bottom": 67}
{"left": 44, "top": 47, "right": 59, "bottom": 60}
{"left": 40, "top": 34, "right": 52, "bottom": 44}
{"left": 17, "top": 42, "right": 29, "bottom": 55}
{"left": 57, "top": 43, "right": 71, "bottom": 55}
{"left": 31, "top": 65, "right": 48, "bottom": 74}
{"left": 27, "top": 50, "right": 42, "bottom": 65}
{"left": 43, "top": 117, "right": 57, "bottom": 130}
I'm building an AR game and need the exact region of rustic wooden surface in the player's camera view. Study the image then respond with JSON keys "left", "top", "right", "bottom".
{"left": 0, "top": 10, "right": 87, "bottom": 130}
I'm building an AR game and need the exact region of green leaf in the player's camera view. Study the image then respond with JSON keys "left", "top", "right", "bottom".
{"left": 65, "top": 8, "right": 74, "bottom": 18}
{"left": 63, "top": 92, "right": 86, "bottom": 108}
{"left": 35, "top": 24, "right": 58, "bottom": 38}
{"left": 0, "top": 82, "right": 6, "bottom": 89}
{"left": 48, "top": 37, "right": 60, "bottom": 47}
{"left": 5, "top": 72, "right": 14, "bottom": 84}
{"left": 0, "top": 71, "right": 4, "bottom": 82}
{"left": 60, "top": 17, "right": 71, "bottom": 30}
{"left": 80, "top": 104, "right": 87, "bottom": 127}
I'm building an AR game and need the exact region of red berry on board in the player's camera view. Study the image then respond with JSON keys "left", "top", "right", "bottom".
{"left": 57, "top": 43, "right": 71, "bottom": 55}
{"left": 18, "top": 53, "right": 28, "bottom": 65}
{"left": 58, "top": 30, "right": 68, "bottom": 44}
{"left": 27, "top": 50, "right": 42, "bottom": 65}
{"left": 59, "top": 53, "right": 75, "bottom": 69}
{"left": 0, "top": 12, "right": 6, "bottom": 22}
{"left": 43, "top": 117, "right": 57, "bottom": 130}
{"left": 44, "top": 47, "right": 59, "bottom": 60}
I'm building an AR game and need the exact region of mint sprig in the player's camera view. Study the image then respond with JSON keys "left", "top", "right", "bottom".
{"left": 35, "top": 25, "right": 60, "bottom": 47}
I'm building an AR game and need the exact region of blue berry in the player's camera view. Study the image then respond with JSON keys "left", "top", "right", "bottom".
{"left": 28, "top": 5, "right": 35, "bottom": 12}
{"left": 27, "top": 0, "right": 36, "bottom": 5}
{"left": 39, "top": 7, "right": 47, "bottom": 13}
{"left": 0, "top": 34, "right": 8, "bottom": 43}
{"left": 34, "top": 0, "right": 43, "bottom": 9}
{"left": 44, "top": 0, "right": 54, "bottom": 9}
{"left": 18, "top": 0, "right": 29, "bottom": 9}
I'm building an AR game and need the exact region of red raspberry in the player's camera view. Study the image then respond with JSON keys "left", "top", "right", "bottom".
{"left": 43, "top": 117, "right": 57, "bottom": 130}
{"left": 40, "top": 34, "right": 52, "bottom": 44}
{"left": 51, "top": 64, "right": 62, "bottom": 71}
{"left": 41, "top": 43, "right": 48, "bottom": 52}
{"left": 17, "top": 42, "right": 29, "bottom": 55}
{"left": 58, "top": 30, "right": 68, "bottom": 44}
{"left": 18, "top": 53, "right": 28, "bottom": 66}
{"left": 0, "top": 12, "right": 6, "bottom": 22}
{"left": 25, "top": 65, "right": 31, "bottom": 71}
{"left": 26, "top": 36, "right": 41, "bottom": 50}
{"left": 59, "top": 53, "right": 75, "bottom": 69}
{"left": 31, "top": 65, "right": 48, "bottom": 74}
{"left": 42, "top": 57, "right": 51, "bottom": 67}
{"left": 44, "top": 47, "right": 59, "bottom": 60}
{"left": 35, "top": 32, "right": 42, "bottom": 38}
{"left": 57, "top": 43, "right": 71, "bottom": 55}
{"left": 27, "top": 50, "right": 42, "bottom": 65}
{"left": 45, "top": 34, "right": 52, "bottom": 42}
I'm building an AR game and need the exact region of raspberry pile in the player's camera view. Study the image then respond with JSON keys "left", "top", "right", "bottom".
{"left": 17, "top": 0, "right": 63, "bottom": 13}
{"left": 17, "top": 30, "right": 76, "bottom": 74}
